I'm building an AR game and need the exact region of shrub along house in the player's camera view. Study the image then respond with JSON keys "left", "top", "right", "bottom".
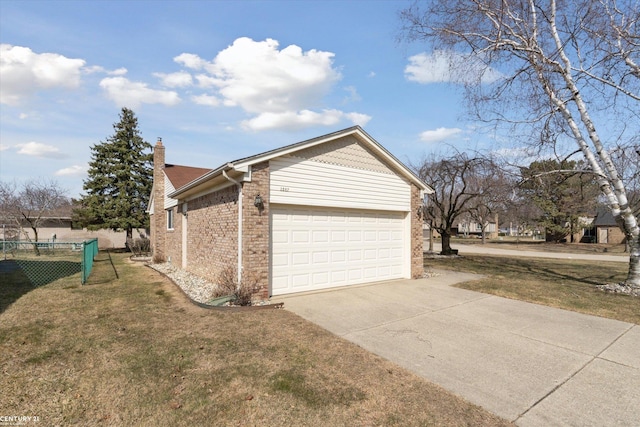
{"left": 149, "top": 126, "right": 432, "bottom": 300}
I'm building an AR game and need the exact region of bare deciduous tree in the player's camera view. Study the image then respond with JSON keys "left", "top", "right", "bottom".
{"left": 401, "top": 0, "right": 640, "bottom": 287}
{"left": 415, "top": 153, "right": 498, "bottom": 254}
{"left": 0, "top": 179, "right": 69, "bottom": 254}
{"left": 467, "top": 159, "right": 512, "bottom": 243}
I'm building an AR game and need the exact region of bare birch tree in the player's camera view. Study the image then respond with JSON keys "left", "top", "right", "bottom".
{"left": 401, "top": 0, "right": 640, "bottom": 288}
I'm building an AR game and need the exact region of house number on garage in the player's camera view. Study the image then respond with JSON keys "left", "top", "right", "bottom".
{"left": 280, "top": 187, "right": 290, "bottom": 192}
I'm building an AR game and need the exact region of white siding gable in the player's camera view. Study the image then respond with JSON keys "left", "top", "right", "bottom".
{"left": 164, "top": 172, "right": 178, "bottom": 209}
{"left": 270, "top": 156, "right": 411, "bottom": 212}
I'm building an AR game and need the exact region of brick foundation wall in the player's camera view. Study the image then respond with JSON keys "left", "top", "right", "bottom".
{"left": 241, "top": 162, "right": 270, "bottom": 300}
{"left": 411, "top": 185, "right": 425, "bottom": 278}
{"left": 186, "top": 184, "right": 239, "bottom": 284}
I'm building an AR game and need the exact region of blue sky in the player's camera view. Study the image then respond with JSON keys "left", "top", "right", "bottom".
{"left": 1, "top": 0, "right": 489, "bottom": 198}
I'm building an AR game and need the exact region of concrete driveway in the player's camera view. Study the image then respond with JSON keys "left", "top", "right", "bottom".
{"left": 273, "top": 272, "right": 640, "bottom": 426}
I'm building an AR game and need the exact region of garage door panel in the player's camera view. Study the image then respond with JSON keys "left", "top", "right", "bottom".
{"left": 348, "top": 231, "right": 362, "bottom": 241}
{"left": 292, "top": 274, "right": 310, "bottom": 287}
{"left": 272, "top": 230, "right": 289, "bottom": 244}
{"left": 292, "top": 252, "right": 310, "bottom": 266}
{"left": 364, "top": 267, "right": 377, "bottom": 279}
{"left": 272, "top": 253, "right": 289, "bottom": 267}
{"left": 348, "top": 250, "right": 362, "bottom": 261}
{"left": 313, "top": 230, "right": 329, "bottom": 242}
{"left": 363, "top": 249, "right": 377, "bottom": 260}
{"left": 331, "top": 250, "right": 346, "bottom": 262}
{"left": 312, "top": 272, "right": 329, "bottom": 285}
{"left": 292, "top": 230, "right": 310, "bottom": 243}
{"left": 312, "top": 251, "right": 329, "bottom": 263}
{"left": 331, "top": 270, "right": 347, "bottom": 284}
{"left": 364, "top": 231, "right": 377, "bottom": 241}
{"left": 271, "top": 206, "right": 407, "bottom": 295}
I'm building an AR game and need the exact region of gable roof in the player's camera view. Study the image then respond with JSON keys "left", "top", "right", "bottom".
{"left": 594, "top": 207, "right": 618, "bottom": 226}
{"left": 164, "top": 164, "right": 212, "bottom": 189}
{"left": 169, "top": 126, "right": 432, "bottom": 199}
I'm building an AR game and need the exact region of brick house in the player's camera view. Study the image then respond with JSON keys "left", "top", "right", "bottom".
{"left": 149, "top": 126, "right": 432, "bottom": 300}
{"left": 593, "top": 208, "right": 626, "bottom": 244}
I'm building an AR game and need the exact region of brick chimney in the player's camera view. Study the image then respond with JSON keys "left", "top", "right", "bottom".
{"left": 152, "top": 137, "right": 166, "bottom": 262}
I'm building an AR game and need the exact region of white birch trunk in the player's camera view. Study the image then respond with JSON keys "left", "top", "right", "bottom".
{"left": 544, "top": 0, "right": 640, "bottom": 287}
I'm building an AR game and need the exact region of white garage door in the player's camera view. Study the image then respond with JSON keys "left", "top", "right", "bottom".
{"left": 271, "top": 206, "right": 407, "bottom": 295}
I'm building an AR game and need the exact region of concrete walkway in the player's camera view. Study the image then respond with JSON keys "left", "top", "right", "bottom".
{"left": 273, "top": 273, "right": 639, "bottom": 426}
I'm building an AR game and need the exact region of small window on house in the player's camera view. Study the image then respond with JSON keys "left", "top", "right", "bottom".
{"left": 167, "top": 208, "right": 174, "bottom": 230}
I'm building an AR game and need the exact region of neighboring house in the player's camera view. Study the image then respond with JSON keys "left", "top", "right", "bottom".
{"left": 1, "top": 205, "right": 130, "bottom": 249}
{"left": 149, "top": 126, "right": 432, "bottom": 300}
{"left": 454, "top": 215, "right": 499, "bottom": 239}
{"left": 593, "top": 208, "right": 625, "bottom": 244}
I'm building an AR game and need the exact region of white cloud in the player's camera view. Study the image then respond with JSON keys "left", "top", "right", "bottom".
{"left": 174, "top": 37, "right": 367, "bottom": 131}
{"left": 0, "top": 143, "right": 10, "bottom": 151}
{"left": 55, "top": 165, "right": 87, "bottom": 176}
{"left": 194, "top": 74, "right": 219, "bottom": 88}
{"left": 209, "top": 37, "right": 341, "bottom": 113}
{"left": 109, "top": 67, "right": 128, "bottom": 76}
{"left": 174, "top": 53, "right": 209, "bottom": 70}
{"left": 16, "top": 141, "right": 66, "bottom": 158}
{"left": 154, "top": 71, "right": 193, "bottom": 88}
{"left": 405, "top": 50, "right": 502, "bottom": 85}
{"left": 83, "top": 65, "right": 128, "bottom": 76}
{"left": 0, "top": 44, "right": 86, "bottom": 105}
{"left": 419, "top": 127, "right": 463, "bottom": 143}
{"left": 242, "top": 109, "right": 371, "bottom": 131}
{"left": 191, "top": 94, "right": 220, "bottom": 106}
{"left": 99, "top": 76, "right": 181, "bottom": 108}
{"left": 345, "top": 112, "right": 372, "bottom": 127}
{"left": 343, "top": 86, "right": 361, "bottom": 103}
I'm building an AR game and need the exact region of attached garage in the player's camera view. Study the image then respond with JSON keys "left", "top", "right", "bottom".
{"left": 150, "top": 126, "right": 432, "bottom": 301}
{"left": 271, "top": 206, "right": 407, "bottom": 295}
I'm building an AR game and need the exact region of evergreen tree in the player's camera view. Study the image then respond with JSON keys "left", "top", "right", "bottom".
{"left": 76, "top": 108, "right": 153, "bottom": 240}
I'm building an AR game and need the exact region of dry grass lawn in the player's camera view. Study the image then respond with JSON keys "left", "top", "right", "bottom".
{"left": 1, "top": 252, "right": 511, "bottom": 426}
{"left": 425, "top": 255, "right": 639, "bottom": 324}
{"left": 449, "top": 238, "right": 628, "bottom": 255}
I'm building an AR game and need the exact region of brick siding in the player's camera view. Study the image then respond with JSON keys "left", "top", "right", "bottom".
{"left": 241, "top": 162, "right": 270, "bottom": 299}
{"left": 185, "top": 184, "right": 239, "bottom": 284}
{"left": 411, "top": 184, "right": 425, "bottom": 278}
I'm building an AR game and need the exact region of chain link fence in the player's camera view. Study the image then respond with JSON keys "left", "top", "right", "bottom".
{"left": 1, "top": 239, "right": 98, "bottom": 286}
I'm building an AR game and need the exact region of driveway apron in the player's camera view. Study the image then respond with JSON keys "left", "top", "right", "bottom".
{"left": 273, "top": 272, "right": 640, "bottom": 426}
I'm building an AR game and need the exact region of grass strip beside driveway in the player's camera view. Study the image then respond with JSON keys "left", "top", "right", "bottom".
{"left": 425, "top": 255, "right": 639, "bottom": 325}
{"left": 1, "top": 252, "right": 511, "bottom": 426}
